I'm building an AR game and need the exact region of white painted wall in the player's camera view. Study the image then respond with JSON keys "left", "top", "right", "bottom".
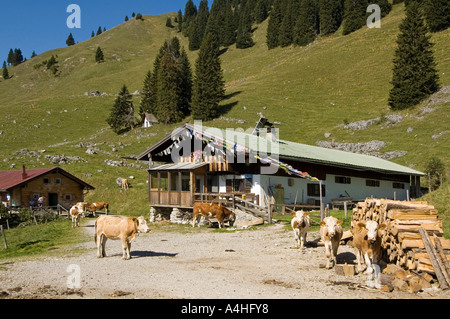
{"left": 215, "top": 173, "right": 410, "bottom": 207}
{"left": 253, "top": 174, "right": 410, "bottom": 206}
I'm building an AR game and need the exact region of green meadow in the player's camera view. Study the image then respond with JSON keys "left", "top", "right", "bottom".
{"left": 0, "top": 3, "right": 448, "bottom": 221}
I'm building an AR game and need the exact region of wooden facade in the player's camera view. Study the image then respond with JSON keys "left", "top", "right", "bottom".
{"left": 0, "top": 166, "right": 95, "bottom": 209}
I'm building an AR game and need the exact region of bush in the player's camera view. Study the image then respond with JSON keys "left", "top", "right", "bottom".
{"left": 425, "top": 157, "right": 446, "bottom": 191}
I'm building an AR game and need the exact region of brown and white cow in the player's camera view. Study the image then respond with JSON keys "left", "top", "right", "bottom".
{"left": 291, "top": 211, "right": 311, "bottom": 250}
{"left": 69, "top": 204, "right": 85, "bottom": 228}
{"left": 192, "top": 202, "right": 236, "bottom": 229}
{"left": 320, "top": 216, "right": 343, "bottom": 269}
{"left": 87, "top": 202, "right": 109, "bottom": 216}
{"left": 352, "top": 220, "right": 386, "bottom": 288}
{"left": 95, "top": 215, "right": 150, "bottom": 260}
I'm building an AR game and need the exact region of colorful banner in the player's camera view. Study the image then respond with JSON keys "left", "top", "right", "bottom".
{"left": 187, "top": 128, "right": 320, "bottom": 182}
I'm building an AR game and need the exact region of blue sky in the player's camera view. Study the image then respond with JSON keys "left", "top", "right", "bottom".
{"left": 1, "top": 0, "right": 201, "bottom": 64}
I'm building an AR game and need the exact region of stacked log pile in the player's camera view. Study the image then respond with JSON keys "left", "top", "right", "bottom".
{"left": 352, "top": 199, "right": 450, "bottom": 278}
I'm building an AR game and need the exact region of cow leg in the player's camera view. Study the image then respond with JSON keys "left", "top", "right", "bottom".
{"left": 363, "top": 253, "right": 373, "bottom": 275}
{"left": 300, "top": 231, "right": 307, "bottom": 250}
{"left": 332, "top": 240, "right": 340, "bottom": 266}
{"left": 192, "top": 213, "right": 198, "bottom": 228}
{"left": 293, "top": 229, "right": 300, "bottom": 248}
{"left": 96, "top": 236, "right": 102, "bottom": 258}
{"left": 101, "top": 236, "right": 107, "bottom": 257}
{"left": 325, "top": 241, "right": 333, "bottom": 269}
{"left": 97, "top": 235, "right": 106, "bottom": 258}
{"left": 121, "top": 237, "right": 131, "bottom": 260}
{"left": 355, "top": 249, "right": 365, "bottom": 273}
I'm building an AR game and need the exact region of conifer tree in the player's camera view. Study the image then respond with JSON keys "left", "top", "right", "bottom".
{"left": 95, "top": 47, "right": 104, "bottom": 63}
{"left": 66, "top": 33, "right": 75, "bottom": 46}
{"left": 96, "top": 26, "right": 103, "bottom": 36}
{"left": 192, "top": 33, "right": 225, "bottom": 121}
{"left": 277, "top": 0, "right": 294, "bottom": 47}
{"left": 166, "top": 17, "right": 174, "bottom": 28}
{"left": 267, "top": 0, "right": 283, "bottom": 49}
{"left": 107, "top": 85, "right": 135, "bottom": 134}
{"left": 179, "top": 48, "right": 193, "bottom": 116}
{"left": 156, "top": 52, "right": 184, "bottom": 124}
{"left": 7, "top": 49, "right": 14, "bottom": 66}
{"left": 140, "top": 70, "right": 155, "bottom": 119}
{"left": 373, "top": 0, "right": 392, "bottom": 17}
{"left": 254, "top": 0, "right": 269, "bottom": 24}
{"left": 294, "top": 0, "right": 319, "bottom": 46}
{"left": 142, "top": 38, "right": 193, "bottom": 123}
{"left": 177, "top": 10, "right": 184, "bottom": 32}
{"left": 342, "top": 0, "right": 368, "bottom": 35}
{"left": 10, "top": 48, "right": 24, "bottom": 66}
{"left": 319, "top": 0, "right": 344, "bottom": 35}
{"left": 236, "top": 0, "right": 255, "bottom": 49}
{"left": 422, "top": 0, "right": 450, "bottom": 32}
{"left": 2, "top": 61, "right": 9, "bottom": 80}
{"left": 189, "top": 0, "right": 209, "bottom": 51}
{"left": 389, "top": 2, "right": 440, "bottom": 110}
{"left": 183, "top": 0, "right": 198, "bottom": 37}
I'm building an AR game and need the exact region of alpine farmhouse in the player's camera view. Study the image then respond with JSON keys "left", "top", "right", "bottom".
{"left": 137, "top": 120, "right": 424, "bottom": 212}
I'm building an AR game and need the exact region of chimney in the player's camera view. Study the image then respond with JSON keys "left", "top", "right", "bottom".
{"left": 22, "top": 164, "right": 27, "bottom": 180}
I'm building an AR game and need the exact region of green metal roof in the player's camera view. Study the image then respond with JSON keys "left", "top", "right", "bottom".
{"left": 275, "top": 139, "right": 424, "bottom": 176}
{"left": 138, "top": 123, "right": 424, "bottom": 177}
{"left": 198, "top": 125, "right": 425, "bottom": 177}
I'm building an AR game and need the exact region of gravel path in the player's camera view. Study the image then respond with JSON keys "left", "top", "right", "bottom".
{"left": 0, "top": 220, "right": 449, "bottom": 299}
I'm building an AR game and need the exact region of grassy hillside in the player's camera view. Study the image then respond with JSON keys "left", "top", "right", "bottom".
{"left": 0, "top": 4, "right": 448, "bottom": 218}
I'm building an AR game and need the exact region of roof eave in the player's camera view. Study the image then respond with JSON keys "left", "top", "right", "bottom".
{"left": 278, "top": 155, "right": 425, "bottom": 177}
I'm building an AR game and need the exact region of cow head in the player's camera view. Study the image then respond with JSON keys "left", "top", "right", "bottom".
{"left": 224, "top": 208, "right": 236, "bottom": 226}
{"left": 136, "top": 216, "right": 151, "bottom": 233}
{"left": 320, "top": 216, "right": 343, "bottom": 238}
{"left": 294, "top": 211, "right": 309, "bottom": 228}
{"left": 358, "top": 220, "right": 386, "bottom": 243}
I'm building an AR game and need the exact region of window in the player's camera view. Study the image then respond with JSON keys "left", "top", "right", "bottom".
{"left": 393, "top": 182, "right": 405, "bottom": 189}
{"left": 366, "top": 180, "right": 380, "bottom": 187}
{"left": 160, "top": 172, "right": 169, "bottom": 191}
{"left": 335, "top": 176, "right": 351, "bottom": 184}
{"left": 307, "top": 183, "right": 325, "bottom": 197}
{"left": 55, "top": 178, "right": 62, "bottom": 185}
{"left": 150, "top": 172, "right": 158, "bottom": 190}
{"left": 170, "top": 172, "right": 179, "bottom": 191}
{"left": 65, "top": 194, "right": 73, "bottom": 201}
{"left": 207, "top": 176, "right": 219, "bottom": 193}
{"left": 181, "top": 172, "right": 190, "bottom": 192}
{"left": 43, "top": 178, "right": 50, "bottom": 184}
{"left": 226, "top": 179, "right": 244, "bottom": 193}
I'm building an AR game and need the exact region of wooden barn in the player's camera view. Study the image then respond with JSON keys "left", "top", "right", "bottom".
{"left": 137, "top": 120, "right": 424, "bottom": 213}
{"left": 0, "top": 165, "right": 95, "bottom": 210}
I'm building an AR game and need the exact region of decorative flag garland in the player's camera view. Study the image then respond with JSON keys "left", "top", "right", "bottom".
{"left": 185, "top": 129, "right": 320, "bottom": 182}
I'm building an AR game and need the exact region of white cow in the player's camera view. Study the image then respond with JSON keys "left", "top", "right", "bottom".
{"left": 291, "top": 211, "right": 311, "bottom": 250}
{"left": 320, "top": 216, "right": 343, "bottom": 269}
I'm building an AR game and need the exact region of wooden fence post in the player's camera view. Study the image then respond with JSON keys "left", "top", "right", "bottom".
{"left": 344, "top": 201, "right": 348, "bottom": 219}
{"left": 0, "top": 225, "right": 7, "bottom": 250}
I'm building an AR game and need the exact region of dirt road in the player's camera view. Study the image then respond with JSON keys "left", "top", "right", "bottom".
{"left": 0, "top": 220, "right": 448, "bottom": 299}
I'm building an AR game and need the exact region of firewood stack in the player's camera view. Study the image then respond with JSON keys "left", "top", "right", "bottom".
{"left": 352, "top": 198, "right": 450, "bottom": 278}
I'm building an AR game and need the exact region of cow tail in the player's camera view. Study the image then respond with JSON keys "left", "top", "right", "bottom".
{"left": 94, "top": 219, "right": 98, "bottom": 244}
